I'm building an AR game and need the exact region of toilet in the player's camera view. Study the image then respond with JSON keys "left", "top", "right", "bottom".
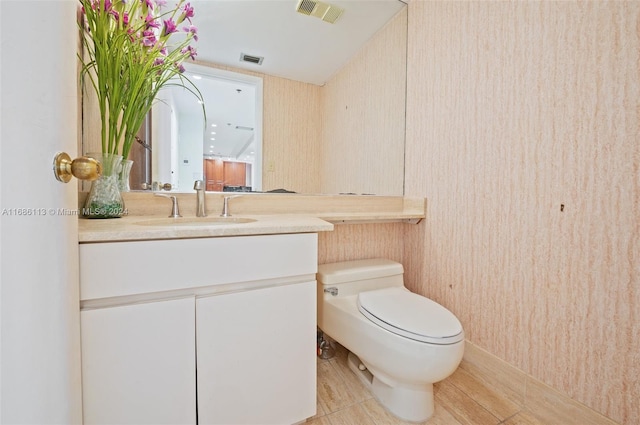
{"left": 317, "top": 258, "right": 464, "bottom": 422}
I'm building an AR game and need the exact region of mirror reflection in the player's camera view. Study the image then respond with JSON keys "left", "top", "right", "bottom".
{"left": 86, "top": 1, "right": 408, "bottom": 196}
{"left": 149, "top": 65, "right": 262, "bottom": 192}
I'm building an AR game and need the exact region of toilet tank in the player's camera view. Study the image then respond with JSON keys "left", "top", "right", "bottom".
{"left": 317, "top": 258, "right": 405, "bottom": 297}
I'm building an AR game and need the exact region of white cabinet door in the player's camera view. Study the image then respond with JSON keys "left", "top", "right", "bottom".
{"left": 81, "top": 297, "right": 196, "bottom": 425}
{"left": 196, "top": 281, "right": 317, "bottom": 425}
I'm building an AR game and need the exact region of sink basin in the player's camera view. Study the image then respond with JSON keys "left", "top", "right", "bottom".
{"left": 133, "top": 217, "right": 257, "bottom": 227}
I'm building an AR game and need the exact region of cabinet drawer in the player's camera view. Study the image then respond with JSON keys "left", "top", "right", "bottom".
{"left": 80, "top": 233, "right": 317, "bottom": 301}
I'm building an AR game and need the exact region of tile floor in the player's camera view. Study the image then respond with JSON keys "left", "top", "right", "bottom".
{"left": 307, "top": 342, "right": 547, "bottom": 425}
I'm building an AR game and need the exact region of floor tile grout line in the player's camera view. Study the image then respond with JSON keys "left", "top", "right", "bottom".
{"left": 445, "top": 369, "right": 523, "bottom": 423}
{"left": 436, "top": 385, "right": 503, "bottom": 425}
{"left": 497, "top": 411, "right": 522, "bottom": 424}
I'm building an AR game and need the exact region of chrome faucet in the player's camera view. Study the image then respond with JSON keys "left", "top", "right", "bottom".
{"left": 220, "top": 195, "right": 240, "bottom": 217}
{"left": 193, "top": 180, "right": 207, "bottom": 217}
{"left": 154, "top": 193, "right": 181, "bottom": 218}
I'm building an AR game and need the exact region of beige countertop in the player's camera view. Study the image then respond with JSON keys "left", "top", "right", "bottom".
{"left": 78, "top": 214, "right": 334, "bottom": 242}
{"left": 78, "top": 193, "right": 426, "bottom": 243}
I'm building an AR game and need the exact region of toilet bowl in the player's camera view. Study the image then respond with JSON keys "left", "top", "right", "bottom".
{"left": 317, "top": 259, "right": 464, "bottom": 422}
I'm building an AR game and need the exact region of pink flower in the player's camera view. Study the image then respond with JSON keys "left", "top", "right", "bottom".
{"left": 110, "top": 10, "right": 129, "bottom": 25}
{"left": 162, "top": 18, "right": 177, "bottom": 36}
{"left": 181, "top": 2, "right": 195, "bottom": 22}
{"left": 180, "top": 45, "right": 197, "bottom": 60}
{"left": 88, "top": 0, "right": 112, "bottom": 12}
{"left": 183, "top": 25, "right": 198, "bottom": 41}
{"left": 142, "top": 29, "right": 157, "bottom": 47}
{"left": 144, "top": 12, "right": 160, "bottom": 29}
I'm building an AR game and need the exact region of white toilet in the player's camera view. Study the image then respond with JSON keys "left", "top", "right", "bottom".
{"left": 317, "top": 258, "right": 464, "bottom": 422}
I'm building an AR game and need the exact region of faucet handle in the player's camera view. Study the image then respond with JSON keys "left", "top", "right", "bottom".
{"left": 194, "top": 180, "right": 207, "bottom": 217}
{"left": 220, "top": 195, "right": 240, "bottom": 217}
{"left": 154, "top": 193, "right": 182, "bottom": 218}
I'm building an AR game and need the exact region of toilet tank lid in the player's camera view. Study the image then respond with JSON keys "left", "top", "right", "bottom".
{"left": 317, "top": 258, "right": 403, "bottom": 285}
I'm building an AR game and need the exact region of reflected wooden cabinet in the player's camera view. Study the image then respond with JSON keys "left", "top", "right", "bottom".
{"left": 223, "top": 161, "right": 246, "bottom": 186}
{"left": 204, "top": 159, "right": 247, "bottom": 191}
{"left": 204, "top": 158, "right": 224, "bottom": 191}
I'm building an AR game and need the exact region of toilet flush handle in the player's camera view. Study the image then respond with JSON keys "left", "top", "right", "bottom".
{"left": 324, "top": 287, "right": 338, "bottom": 296}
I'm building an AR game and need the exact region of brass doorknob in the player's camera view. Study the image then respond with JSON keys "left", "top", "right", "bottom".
{"left": 53, "top": 152, "right": 102, "bottom": 183}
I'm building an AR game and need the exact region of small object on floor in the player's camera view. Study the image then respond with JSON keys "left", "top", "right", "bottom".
{"left": 319, "top": 340, "right": 335, "bottom": 359}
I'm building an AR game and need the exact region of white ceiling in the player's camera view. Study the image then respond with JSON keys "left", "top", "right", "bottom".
{"left": 190, "top": 0, "right": 407, "bottom": 85}
{"left": 167, "top": 0, "right": 406, "bottom": 164}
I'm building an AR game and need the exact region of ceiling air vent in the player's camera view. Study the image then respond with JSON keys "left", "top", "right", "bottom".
{"left": 297, "top": 0, "right": 316, "bottom": 15}
{"left": 295, "top": 0, "right": 344, "bottom": 24}
{"left": 239, "top": 53, "right": 264, "bottom": 65}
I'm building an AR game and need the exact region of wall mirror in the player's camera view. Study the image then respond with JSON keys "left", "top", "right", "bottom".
{"left": 83, "top": 0, "right": 408, "bottom": 195}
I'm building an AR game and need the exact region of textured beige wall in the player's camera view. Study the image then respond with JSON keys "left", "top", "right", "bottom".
{"left": 403, "top": 1, "right": 639, "bottom": 424}
{"left": 261, "top": 76, "right": 322, "bottom": 193}
{"left": 318, "top": 222, "right": 406, "bottom": 265}
{"left": 321, "top": 9, "right": 407, "bottom": 196}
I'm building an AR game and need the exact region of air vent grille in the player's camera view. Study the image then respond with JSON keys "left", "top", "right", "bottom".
{"left": 295, "top": 0, "right": 344, "bottom": 24}
{"left": 322, "top": 6, "right": 343, "bottom": 23}
{"left": 297, "top": 0, "right": 316, "bottom": 16}
{"left": 239, "top": 53, "right": 264, "bottom": 65}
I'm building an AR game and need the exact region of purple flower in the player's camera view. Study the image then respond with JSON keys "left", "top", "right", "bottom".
{"left": 109, "top": 10, "right": 129, "bottom": 26}
{"left": 162, "top": 18, "right": 177, "bottom": 36}
{"left": 180, "top": 45, "right": 197, "bottom": 60}
{"left": 183, "top": 25, "right": 198, "bottom": 41}
{"left": 155, "top": 0, "right": 167, "bottom": 8}
{"left": 144, "top": 13, "right": 160, "bottom": 29}
{"left": 175, "top": 62, "right": 185, "bottom": 73}
{"left": 160, "top": 47, "right": 168, "bottom": 55}
{"left": 142, "top": 29, "right": 157, "bottom": 47}
{"left": 181, "top": 2, "right": 195, "bottom": 22}
{"left": 153, "top": 57, "right": 165, "bottom": 66}
{"left": 143, "top": 0, "right": 154, "bottom": 9}
{"left": 87, "top": 0, "right": 112, "bottom": 12}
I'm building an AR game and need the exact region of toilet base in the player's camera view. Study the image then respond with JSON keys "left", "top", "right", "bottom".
{"left": 347, "top": 352, "right": 435, "bottom": 423}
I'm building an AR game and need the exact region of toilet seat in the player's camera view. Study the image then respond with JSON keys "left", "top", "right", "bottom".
{"left": 357, "top": 287, "right": 464, "bottom": 345}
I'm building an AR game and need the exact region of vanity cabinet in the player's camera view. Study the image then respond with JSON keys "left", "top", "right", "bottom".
{"left": 81, "top": 297, "right": 196, "bottom": 425}
{"left": 196, "top": 281, "right": 316, "bottom": 424}
{"left": 79, "top": 233, "right": 318, "bottom": 425}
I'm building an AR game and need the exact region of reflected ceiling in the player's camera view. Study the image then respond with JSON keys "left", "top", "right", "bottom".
{"left": 166, "top": 0, "right": 406, "bottom": 163}
{"left": 189, "top": 0, "right": 406, "bottom": 85}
